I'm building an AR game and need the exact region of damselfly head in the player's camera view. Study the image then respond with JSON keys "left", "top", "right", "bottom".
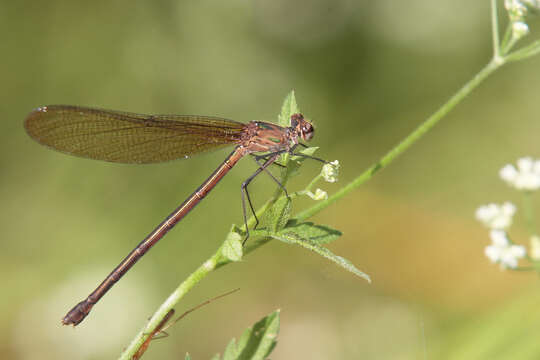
{"left": 291, "top": 113, "right": 314, "bottom": 142}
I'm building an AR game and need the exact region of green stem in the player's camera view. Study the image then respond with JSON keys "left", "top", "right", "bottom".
{"left": 505, "top": 40, "right": 540, "bottom": 62}
{"left": 503, "top": 35, "right": 519, "bottom": 55}
{"left": 491, "top": 0, "right": 501, "bottom": 57}
{"left": 295, "top": 58, "right": 503, "bottom": 222}
{"left": 304, "top": 174, "right": 323, "bottom": 193}
{"left": 500, "top": 24, "right": 514, "bottom": 54}
{"left": 119, "top": 253, "right": 220, "bottom": 359}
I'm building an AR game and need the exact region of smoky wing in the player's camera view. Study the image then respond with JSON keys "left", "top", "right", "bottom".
{"left": 24, "top": 105, "right": 246, "bottom": 164}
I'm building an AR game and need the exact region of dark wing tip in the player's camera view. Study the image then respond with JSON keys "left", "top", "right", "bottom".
{"left": 24, "top": 105, "right": 54, "bottom": 140}
{"left": 27, "top": 105, "right": 49, "bottom": 118}
{"left": 24, "top": 106, "right": 45, "bottom": 135}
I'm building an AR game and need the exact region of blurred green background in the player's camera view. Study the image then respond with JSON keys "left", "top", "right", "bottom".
{"left": 3, "top": 1, "right": 540, "bottom": 359}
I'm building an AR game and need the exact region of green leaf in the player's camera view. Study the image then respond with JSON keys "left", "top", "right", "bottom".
{"left": 273, "top": 232, "right": 371, "bottom": 282}
{"left": 278, "top": 90, "right": 300, "bottom": 127}
{"left": 222, "top": 338, "right": 238, "bottom": 360}
{"left": 221, "top": 225, "right": 243, "bottom": 262}
{"left": 282, "top": 221, "right": 342, "bottom": 244}
{"left": 185, "top": 353, "right": 192, "bottom": 360}
{"left": 218, "top": 310, "right": 280, "bottom": 360}
{"left": 239, "top": 310, "right": 280, "bottom": 360}
{"left": 261, "top": 196, "right": 291, "bottom": 233}
{"left": 290, "top": 146, "right": 318, "bottom": 161}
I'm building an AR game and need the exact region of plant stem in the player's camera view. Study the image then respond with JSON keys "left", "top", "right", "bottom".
{"left": 295, "top": 58, "right": 503, "bottom": 222}
{"left": 505, "top": 39, "right": 540, "bottom": 62}
{"left": 491, "top": 0, "right": 501, "bottom": 57}
{"left": 119, "top": 253, "right": 219, "bottom": 359}
{"left": 500, "top": 24, "right": 514, "bottom": 54}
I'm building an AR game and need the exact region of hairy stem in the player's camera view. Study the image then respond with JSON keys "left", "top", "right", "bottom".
{"left": 120, "top": 254, "right": 219, "bottom": 359}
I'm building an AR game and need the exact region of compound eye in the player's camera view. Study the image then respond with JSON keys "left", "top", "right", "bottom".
{"left": 302, "top": 124, "right": 314, "bottom": 141}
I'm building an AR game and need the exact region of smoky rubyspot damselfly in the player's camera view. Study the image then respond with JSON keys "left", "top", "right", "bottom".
{"left": 24, "top": 105, "right": 321, "bottom": 325}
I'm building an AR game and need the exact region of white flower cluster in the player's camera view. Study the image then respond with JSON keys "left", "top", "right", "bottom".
{"left": 306, "top": 188, "right": 328, "bottom": 201}
{"left": 504, "top": 0, "right": 538, "bottom": 39}
{"left": 322, "top": 160, "right": 339, "bottom": 183}
{"left": 512, "top": 21, "right": 530, "bottom": 38}
{"left": 485, "top": 230, "right": 526, "bottom": 269}
{"left": 499, "top": 157, "right": 540, "bottom": 191}
{"left": 475, "top": 202, "right": 516, "bottom": 229}
{"left": 474, "top": 156, "right": 540, "bottom": 269}
{"left": 475, "top": 202, "right": 526, "bottom": 269}
{"left": 302, "top": 160, "right": 339, "bottom": 202}
{"left": 505, "top": 0, "right": 529, "bottom": 20}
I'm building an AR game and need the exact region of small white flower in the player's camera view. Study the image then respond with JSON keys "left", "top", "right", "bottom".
{"left": 306, "top": 188, "right": 328, "bottom": 201}
{"left": 485, "top": 230, "right": 526, "bottom": 269}
{"left": 499, "top": 157, "right": 540, "bottom": 191}
{"left": 512, "top": 21, "right": 530, "bottom": 39}
{"left": 322, "top": 160, "right": 339, "bottom": 183}
{"left": 505, "top": 0, "right": 529, "bottom": 21}
{"left": 499, "top": 164, "right": 518, "bottom": 182}
{"left": 475, "top": 202, "right": 516, "bottom": 230}
{"left": 489, "top": 229, "right": 510, "bottom": 246}
{"left": 530, "top": 235, "right": 540, "bottom": 260}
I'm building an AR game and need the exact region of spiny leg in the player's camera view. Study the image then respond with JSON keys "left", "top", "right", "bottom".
{"left": 252, "top": 152, "right": 286, "bottom": 168}
{"left": 241, "top": 148, "right": 326, "bottom": 245}
{"left": 241, "top": 152, "right": 281, "bottom": 244}
{"left": 251, "top": 154, "right": 290, "bottom": 199}
{"left": 241, "top": 170, "right": 261, "bottom": 237}
{"left": 259, "top": 143, "right": 328, "bottom": 164}
{"left": 289, "top": 142, "right": 328, "bottom": 164}
{"left": 290, "top": 152, "right": 328, "bottom": 164}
